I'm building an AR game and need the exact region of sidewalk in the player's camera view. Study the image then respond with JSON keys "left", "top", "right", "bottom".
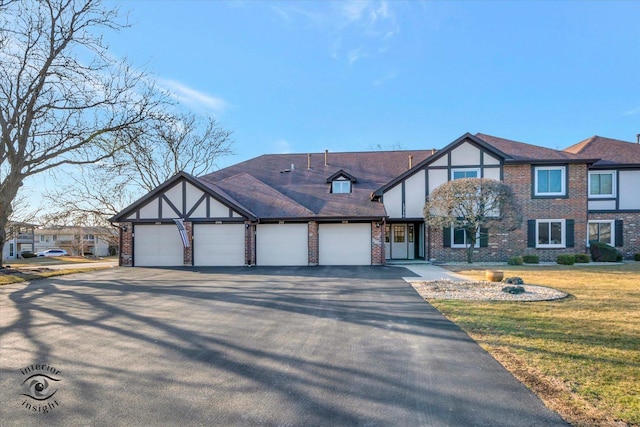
{"left": 390, "top": 262, "right": 471, "bottom": 282}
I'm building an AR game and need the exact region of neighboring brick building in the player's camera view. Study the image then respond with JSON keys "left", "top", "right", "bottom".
{"left": 111, "top": 132, "right": 640, "bottom": 267}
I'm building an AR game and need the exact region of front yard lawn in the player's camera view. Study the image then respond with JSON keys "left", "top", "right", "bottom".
{"left": 435, "top": 262, "right": 639, "bottom": 426}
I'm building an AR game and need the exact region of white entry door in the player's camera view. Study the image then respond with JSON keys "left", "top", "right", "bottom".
{"left": 391, "top": 224, "right": 408, "bottom": 259}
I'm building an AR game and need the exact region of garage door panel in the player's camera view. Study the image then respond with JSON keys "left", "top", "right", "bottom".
{"left": 257, "top": 224, "right": 308, "bottom": 266}
{"left": 319, "top": 223, "right": 371, "bottom": 265}
{"left": 194, "top": 224, "right": 245, "bottom": 266}
{"left": 134, "top": 225, "right": 184, "bottom": 267}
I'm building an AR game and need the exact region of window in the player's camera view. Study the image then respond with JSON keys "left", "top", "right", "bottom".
{"left": 408, "top": 225, "right": 414, "bottom": 243}
{"left": 52, "top": 235, "right": 57, "bottom": 241}
{"left": 588, "top": 221, "right": 614, "bottom": 246}
{"left": 84, "top": 234, "right": 95, "bottom": 241}
{"left": 384, "top": 224, "right": 390, "bottom": 243}
{"left": 452, "top": 168, "right": 480, "bottom": 180}
{"left": 9, "top": 243, "right": 14, "bottom": 257}
{"left": 451, "top": 227, "right": 480, "bottom": 248}
{"left": 534, "top": 166, "right": 566, "bottom": 196}
{"left": 393, "top": 225, "right": 405, "bottom": 243}
{"left": 589, "top": 171, "right": 615, "bottom": 198}
{"left": 39, "top": 235, "right": 45, "bottom": 242}
{"left": 331, "top": 179, "right": 351, "bottom": 194}
{"left": 536, "top": 219, "right": 565, "bottom": 248}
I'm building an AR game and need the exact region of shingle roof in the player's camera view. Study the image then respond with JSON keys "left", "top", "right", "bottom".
{"left": 199, "top": 150, "right": 432, "bottom": 219}
{"left": 563, "top": 135, "right": 640, "bottom": 166}
{"left": 475, "top": 133, "right": 595, "bottom": 163}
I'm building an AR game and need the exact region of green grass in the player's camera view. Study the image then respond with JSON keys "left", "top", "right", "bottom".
{"left": 434, "top": 262, "right": 640, "bottom": 426}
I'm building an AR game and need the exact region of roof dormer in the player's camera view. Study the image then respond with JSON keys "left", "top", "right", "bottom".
{"left": 326, "top": 170, "right": 357, "bottom": 194}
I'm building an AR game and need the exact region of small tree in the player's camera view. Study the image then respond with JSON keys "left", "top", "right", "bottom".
{"left": 423, "top": 178, "right": 521, "bottom": 263}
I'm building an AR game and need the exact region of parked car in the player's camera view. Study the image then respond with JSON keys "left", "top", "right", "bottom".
{"left": 37, "top": 249, "right": 69, "bottom": 257}
{"left": 19, "top": 250, "right": 38, "bottom": 258}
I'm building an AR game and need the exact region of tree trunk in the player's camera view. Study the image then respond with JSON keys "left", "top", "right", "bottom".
{"left": 0, "top": 174, "right": 24, "bottom": 268}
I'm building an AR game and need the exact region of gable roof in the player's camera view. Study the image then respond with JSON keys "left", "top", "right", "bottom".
{"left": 199, "top": 150, "right": 432, "bottom": 219}
{"left": 563, "top": 135, "right": 640, "bottom": 167}
{"left": 475, "top": 133, "right": 597, "bottom": 163}
{"left": 110, "top": 171, "right": 257, "bottom": 222}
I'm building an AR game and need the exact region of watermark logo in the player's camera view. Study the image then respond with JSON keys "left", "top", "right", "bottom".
{"left": 19, "top": 364, "right": 62, "bottom": 414}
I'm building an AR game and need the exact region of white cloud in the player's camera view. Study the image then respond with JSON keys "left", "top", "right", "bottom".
{"left": 624, "top": 106, "right": 640, "bottom": 116}
{"left": 158, "top": 78, "right": 228, "bottom": 114}
{"left": 270, "top": 1, "right": 398, "bottom": 65}
{"left": 273, "top": 139, "right": 292, "bottom": 154}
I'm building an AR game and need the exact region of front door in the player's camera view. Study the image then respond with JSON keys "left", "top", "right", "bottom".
{"left": 391, "top": 224, "right": 408, "bottom": 259}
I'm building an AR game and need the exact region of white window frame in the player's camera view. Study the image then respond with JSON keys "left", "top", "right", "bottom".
{"left": 332, "top": 179, "right": 351, "bottom": 194}
{"left": 535, "top": 219, "right": 566, "bottom": 248}
{"left": 588, "top": 171, "right": 616, "bottom": 198}
{"left": 534, "top": 166, "right": 566, "bottom": 196}
{"left": 451, "top": 227, "right": 480, "bottom": 249}
{"left": 451, "top": 168, "right": 480, "bottom": 180}
{"left": 587, "top": 220, "right": 615, "bottom": 247}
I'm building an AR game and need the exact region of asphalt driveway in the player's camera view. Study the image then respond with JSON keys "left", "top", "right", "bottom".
{"left": 0, "top": 266, "right": 567, "bottom": 426}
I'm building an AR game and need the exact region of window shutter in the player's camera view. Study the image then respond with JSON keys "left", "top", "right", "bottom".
{"left": 527, "top": 220, "right": 536, "bottom": 248}
{"left": 566, "top": 219, "right": 575, "bottom": 248}
{"left": 480, "top": 227, "right": 488, "bottom": 247}
{"left": 615, "top": 220, "right": 624, "bottom": 247}
{"left": 443, "top": 227, "right": 451, "bottom": 247}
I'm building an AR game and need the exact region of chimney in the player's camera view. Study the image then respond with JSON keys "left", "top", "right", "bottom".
{"left": 431, "top": 148, "right": 437, "bottom": 155}
{"left": 636, "top": 134, "right": 640, "bottom": 144}
{"left": 409, "top": 155, "right": 413, "bottom": 169}
{"left": 291, "top": 163, "right": 295, "bottom": 170}
{"left": 324, "top": 149, "right": 328, "bottom": 166}
{"left": 307, "top": 153, "right": 311, "bottom": 169}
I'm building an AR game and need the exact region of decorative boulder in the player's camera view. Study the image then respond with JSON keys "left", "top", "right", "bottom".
{"left": 502, "top": 285, "right": 525, "bottom": 294}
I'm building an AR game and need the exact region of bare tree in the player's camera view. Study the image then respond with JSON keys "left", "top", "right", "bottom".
{"left": 44, "top": 112, "right": 234, "bottom": 225}
{"left": 423, "top": 178, "right": 521, "bottom": 263}
{"left": 0, "top": 0, "right": 165, "bottom": 266}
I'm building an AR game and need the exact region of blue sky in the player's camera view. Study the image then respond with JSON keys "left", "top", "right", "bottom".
{"left": 103, "top": 0, "right": 639, "bottom": 167}
{"left": 17, "top": 1, "right": 640, "bottom": 217}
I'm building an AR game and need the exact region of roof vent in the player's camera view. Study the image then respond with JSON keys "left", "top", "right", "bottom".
{"left": 324, "top": 149, "right": 328, "bottom": 166}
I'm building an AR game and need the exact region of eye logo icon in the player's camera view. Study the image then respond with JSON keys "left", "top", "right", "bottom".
{"left": 22, "top": 374, "right": 60, "bottom": 401}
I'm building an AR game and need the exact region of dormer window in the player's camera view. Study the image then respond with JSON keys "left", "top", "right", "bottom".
{"left": 327, "top": 170, "right": 357, "bottom": 194}
{"left": 332, "top": 178, "right": 351, "bottom": 194}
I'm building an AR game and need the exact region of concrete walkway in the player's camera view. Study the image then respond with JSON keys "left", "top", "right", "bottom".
{"left": 390, "top": 262, "right": 471, "bottom": 282}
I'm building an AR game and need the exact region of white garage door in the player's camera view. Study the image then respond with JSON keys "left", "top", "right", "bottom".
{"left": 134, "top": 224, "right": 184, "bottom": 267}
{"left": 194, "top": 224, "right": 245, "bottom": 266}
{"left": 256, "top": 223, "right": 308, "bottom": 266}
{"left": 319, "top": 223, "right": 371, "bottom": 265}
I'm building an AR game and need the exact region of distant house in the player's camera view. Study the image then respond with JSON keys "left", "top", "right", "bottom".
{"left": 2, "top": 221, "right": 37, "bottom": 260}
{"left": 34, "top": 226, "right": 118, "bottom": 257}
{"left": 110, "top": 132, "right": 640, "bottom": 267}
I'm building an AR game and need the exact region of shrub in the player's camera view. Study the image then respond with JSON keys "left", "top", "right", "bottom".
{"left": 503, "top": 277, "right": 524, "bottom": 285}
{"left": 589, "top": 242, "right": 621, "bottom": 262}
{"left": 507, "top": 256, "right": 523, "bottom": 265}
{"left": 20, "top": 251, "right": 37, "bottom": 258}
{"left": 557, "top": 254, "right": 575, "bottom": 265}
{"left": 574, "top": 253, "right": 590, "bottom": 263}
{"left": 522, "top": 255, "right": 539, "bottom": 264}
{"left": 635, "top": 253, "right": 640, "bottom": 261}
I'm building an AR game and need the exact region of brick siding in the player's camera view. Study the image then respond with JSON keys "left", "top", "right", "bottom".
{"left": 589, "top": 212, "right": 640, "bottom": 259}
{"left": 308, "top": 221, "right": 318, "bottom": 266}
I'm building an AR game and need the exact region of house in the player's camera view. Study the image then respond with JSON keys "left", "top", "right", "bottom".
{"left": 110, "top": 133, "right": 640, "bottom": 267}
{"left": 34, "top": 226, "right": 118, "bottom": 257}
{"left": 2, "top": 221, "right": 37, "bottom": 260}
